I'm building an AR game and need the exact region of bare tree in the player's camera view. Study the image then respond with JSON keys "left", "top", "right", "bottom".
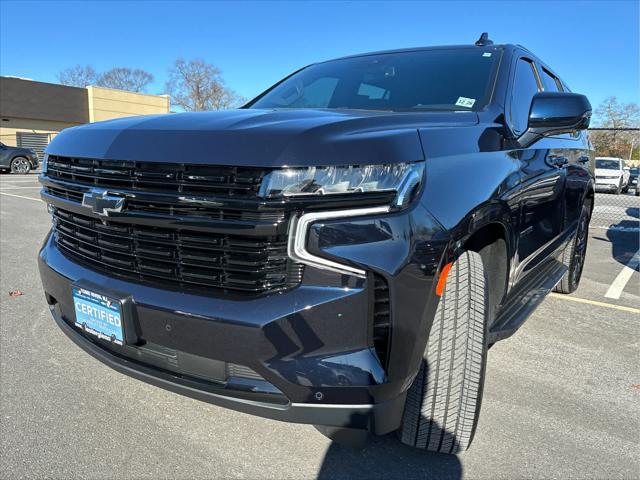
{"left": 594, "top": 96, "right": 640, "bottom": 128}
{"left": 165, "top": 58, "right": 244, "bottom": 111}
{"left": 57, "top": 65, "right": 98, "bottom": 87}
{"left": 590, "top": 97, "right": 640, "bottom": 159}
{"left": 97, "top": 67, "right": 154, "bottom": 92}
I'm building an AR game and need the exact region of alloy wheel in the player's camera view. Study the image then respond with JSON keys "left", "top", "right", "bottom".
{"left": 571, "top": 214, "right": 589, "bottom": 286}
{"left": 11, "top": 158, "right": 30, "bottom": 174}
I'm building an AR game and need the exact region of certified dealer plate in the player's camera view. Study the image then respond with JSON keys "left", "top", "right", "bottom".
{"left": 72, "top": 287, "right": 124, "bottom": 345}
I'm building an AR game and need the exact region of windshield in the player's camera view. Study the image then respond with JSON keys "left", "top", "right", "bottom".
{"left": 249, "top": 48, "right": 500, "bottom": 112}
{"left": 596, "top": 159, "right": 621, "bottom": 170}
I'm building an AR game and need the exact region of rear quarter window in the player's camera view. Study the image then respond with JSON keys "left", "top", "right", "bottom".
{"left": 540, "top": 67, "right": 563, "bottom": 92}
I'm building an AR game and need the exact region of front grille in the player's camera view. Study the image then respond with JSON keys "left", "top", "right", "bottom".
{"left": 46, "top": 185, "right": 84, "bottom": 203}
{"left": 46, "top": 155, "right": 270, "bottom": 197}
{"left": 52, "top": 207, "right": 300, "bottom": 293}
{"left": 44, "top": 185, "right": 286, "bottom": 222}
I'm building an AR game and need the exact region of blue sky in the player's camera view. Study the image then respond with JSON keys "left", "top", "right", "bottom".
{"left": 1, "top": 0, "right": 638, "bottom": 112}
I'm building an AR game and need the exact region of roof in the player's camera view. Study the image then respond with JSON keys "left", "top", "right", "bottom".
{"left": 322, "top": 43, "right": 518, "bottom": 63}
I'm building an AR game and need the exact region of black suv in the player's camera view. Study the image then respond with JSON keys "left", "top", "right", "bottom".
{"left": 0, "top": 142, "right": 39, "bottom": 173}
{"left": 38, "top": 35, "right": 593, "bottom": 454}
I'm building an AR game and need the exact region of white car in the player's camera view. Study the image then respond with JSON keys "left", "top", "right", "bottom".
{"left": 595, "top": 157, "right": 629, "bottom": 194}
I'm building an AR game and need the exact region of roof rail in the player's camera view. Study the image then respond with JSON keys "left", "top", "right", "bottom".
{"left": 475, "top": 32, "right": 493, "bottom": 46}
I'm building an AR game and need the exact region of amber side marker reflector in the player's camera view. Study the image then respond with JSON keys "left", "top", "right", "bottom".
{"left": 435, "top": 262, "right": 453, "bottom": 297}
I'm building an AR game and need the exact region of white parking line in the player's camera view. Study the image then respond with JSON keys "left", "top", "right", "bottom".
{"left": 605, "top": 250, "right": 640, "bottom": 300}
{"left": 0, "top": 187, "right": 42, "bottom": 190}
{"left": 0, "top": 180, "right": 41, "bottom": 184}
{"left": 0, "top": 192, "right": 42, "bottom": 202}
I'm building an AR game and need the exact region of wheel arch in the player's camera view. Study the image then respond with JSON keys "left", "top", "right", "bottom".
{"left": 584, "top": 183, "right": 595, "bottom": 216}
{"left": 461, "top": 221, "right": 510, "bottom": 324}
{"left": 439, "top": 201, "right": 515, "bottom": 324}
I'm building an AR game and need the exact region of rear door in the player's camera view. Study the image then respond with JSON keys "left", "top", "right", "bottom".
{"left": 508, "top": 57, "right": 567, "bottom": 281}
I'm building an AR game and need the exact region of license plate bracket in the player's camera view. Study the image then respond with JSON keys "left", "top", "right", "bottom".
{"left": 72, "top": 287, "right": 125, "bottom": 346}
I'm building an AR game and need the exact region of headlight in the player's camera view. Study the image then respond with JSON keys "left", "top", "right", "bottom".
{"left": 259, "top": 162, "right": 425, "bottom": 206}
{"left": 41, "top": 154, "right": 48, "bottom": 173}
{"left": 277, "top": 162, "right": 425, "bottom": 277}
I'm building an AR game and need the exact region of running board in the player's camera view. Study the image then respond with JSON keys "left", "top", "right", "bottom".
{"left": 489, "top": 260, "right": 567, "bottom": 343}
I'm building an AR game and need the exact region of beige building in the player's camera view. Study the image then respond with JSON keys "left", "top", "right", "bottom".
{"left": 0, "top": 76, "right": 170, "bottom": 157}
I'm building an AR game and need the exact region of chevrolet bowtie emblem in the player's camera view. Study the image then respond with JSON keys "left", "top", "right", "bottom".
{"left": 82, "top": 189, "right": 125, "bottom": 217}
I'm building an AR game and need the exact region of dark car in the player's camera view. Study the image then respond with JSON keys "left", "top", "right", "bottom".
{"left": 629, "top": 167, "right": 639, "bottom": 195}
{"left": 0, "top": 142, "right": 39, "bottom": 173}
{"left": 37, "top": 34, "right": 594, "bottom": 454}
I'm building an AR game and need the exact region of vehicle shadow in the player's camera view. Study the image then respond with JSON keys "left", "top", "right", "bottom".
{"left": 607, "top": 207, "right": 640, "bottom": 265}
{"left": 601, "top": 208, "right": 640, "bottom": 267}
{"left": 316, "top": 434, "right": 463, "bottom": 480}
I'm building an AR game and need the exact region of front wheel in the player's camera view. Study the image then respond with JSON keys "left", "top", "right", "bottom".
{"left": 614, "top": 180, "right": 622, "bottom": 194}
{"left": 554, "top": 205, "right": 590, "bottom": 294}
{"left": 10, "top": 157, "right": 31, "bottom": 174}
{"left": 399, "top": 250, "right": 487, "bottom": 454}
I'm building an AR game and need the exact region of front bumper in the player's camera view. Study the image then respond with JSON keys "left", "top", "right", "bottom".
{"left": 47, "top": 294, "right": 405, "bottom": 431}
{"left": 595, "top": 177, "right": 621, "bottom": 188}
{"left": 39, "top": 200, "right": 448, "bottom": 433}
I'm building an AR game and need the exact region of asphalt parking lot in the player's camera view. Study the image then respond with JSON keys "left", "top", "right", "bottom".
{"left": 1, "top": 173, "right": 638, "bottom": 479}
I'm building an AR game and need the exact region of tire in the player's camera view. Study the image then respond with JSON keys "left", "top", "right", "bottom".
{"left": 10, "top": 157, "right": 31, "bottom": 174}
{"left": 553, "top": 205, "right": 590, "bottom": 294}
{"left": 399, "top": 250, "right": 487, "bottom": 454}
{"left": 614, "top": 180, "right": 622, "bottom": 195}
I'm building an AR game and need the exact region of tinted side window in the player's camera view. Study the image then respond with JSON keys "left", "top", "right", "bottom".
{"left": 540, "top": 68, "right": 562, "bottom": 92}
{"left": 511, "top": 59, "right": 540, "bottom": 134}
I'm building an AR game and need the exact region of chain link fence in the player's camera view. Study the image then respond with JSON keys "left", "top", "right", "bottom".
{"left": 589, "top": 128, "right": 639, "bottom": 231}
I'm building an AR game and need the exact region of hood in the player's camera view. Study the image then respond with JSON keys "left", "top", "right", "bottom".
{"left": 46, "top": 109, "right": 478, "bottom": 167}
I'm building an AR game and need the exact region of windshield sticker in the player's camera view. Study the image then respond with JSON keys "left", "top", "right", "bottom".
{"left": 455, "top": 97, "right": 476, "bottom": 108}
{"left": 483, "top": 52, "right": 492, "bottom": 57}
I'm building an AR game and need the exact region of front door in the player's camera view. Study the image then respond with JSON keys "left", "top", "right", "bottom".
{"left": 515, "top": 146, "right": 567, "bottom": 278}
{"left": 507, "top": 57, "right": 567, "bottom": 282}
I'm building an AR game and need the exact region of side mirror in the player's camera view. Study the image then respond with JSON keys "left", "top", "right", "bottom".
{"left": 519, "top": 92, "right": 591, "bottom": 146}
